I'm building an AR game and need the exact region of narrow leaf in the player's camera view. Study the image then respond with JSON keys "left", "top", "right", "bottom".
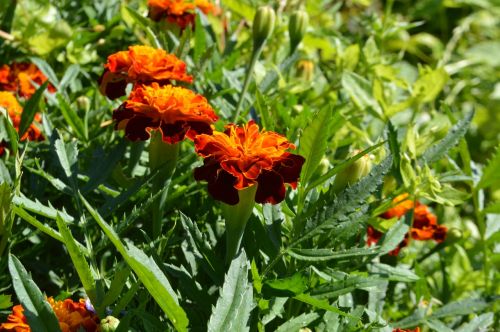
{"left": 19, "top": 81, "right": 48, "bottom": 137}
{"left": 420, "top": 111, "right": 474, "bottom": 165}
{"left": 288, "top": 247, "right": 378, "bottom": 261}
{"left": 8, "top": 254, "right": 62, "bottom": 332}
{"left": 299, "top": 107, "right": 332, "bottom": 184}
{"left": 55, "top": 214, "right": 96, "bottom": 303}
{"left": 80, "top": 193, "right": 189, "bottom": 331}
{"left": 275, "top": 312, "right": 319, "bottom": 332}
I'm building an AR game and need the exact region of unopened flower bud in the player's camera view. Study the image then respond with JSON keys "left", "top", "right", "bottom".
{"left": 296, "top": 60, "right": 314, "bottom": 81}
{"left": 76, "top": 96, "right": 90, "bottom": 112}
{"left": 332, "top": 150, "right": 372, "bottom": 193}
{"left": 100, "top": 316, "right": 120, "bottom": 332}
{"left": 445, "top": 227, "right": 462, "bottom": 245}
{"left": 93, "top": 24, "right": 106, "bottom": 33}
{"left": 252, "top": 6, "right": 276, "bottom": 51}
{"left": 289, "top": 10, "right": 308, "bottom": 53}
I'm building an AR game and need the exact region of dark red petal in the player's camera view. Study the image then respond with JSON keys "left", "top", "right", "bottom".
{"left": 273, "top": 153, "right": 305, "bottom": 189}
{"left": 124, "top": 116, "right": 159, "bottom": 141}
{"left": 159, "top": 121, "right": 187, "bottom": 144}
{"left": 185, "top": 121, "right": 213, "bottom": 140}
{"left": 194, "top": 160, "right": 240, "bottom": 205}
{"left": 112, "top": 104, "right": 135, "bottom": 125}
{"left": 98, "top": 70, "right": 128, "bottom": 100}
{"left": 255, "top": 170, "right": 286, "bottom": 204}
{"left": 432, "top": 225, "right": 447, "bottom": 243}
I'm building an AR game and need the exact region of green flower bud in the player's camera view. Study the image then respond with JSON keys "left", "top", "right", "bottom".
{"left": 76, "top": 96, "right": 90, "bottom": 112}
{"left": 100, "top": 316, "right": 120, "bottom": 332}
{"left": 252, "top": 6, "right": 276, "bottom": 51}
{"left": 289, "top": 10, "right": 309, "bottom": 53}
{"left": 332, "top": 150, "right": 372, "bottom": 193}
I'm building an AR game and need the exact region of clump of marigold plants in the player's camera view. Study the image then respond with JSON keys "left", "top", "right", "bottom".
{"left": 148, "top": 0, "right": 219, "bottom": 29}
{"left": 0, "top": 298, "right": 100, "bottom": 332}
{"left": 0, "top": 63, "right": 55, "bottom": 98}
{"left": 367, "top": 193, "right": 448, "bottom": 255}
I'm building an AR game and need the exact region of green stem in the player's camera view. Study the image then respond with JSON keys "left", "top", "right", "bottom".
{"left": 149, "top": 131, "right": 179, "bottom": 239}
{"left": 233, "top": 46, "right": 263, "bottom": 123}
{"left": 223, "top": 185, "right": 257, "bottom": 264}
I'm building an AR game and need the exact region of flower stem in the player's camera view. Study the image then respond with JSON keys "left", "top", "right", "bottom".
{"left": 149, "top": 131, "right": 179, "bottom": 239}
{"left": 222, "top": 185, "right": 257, "bottom": 264}
{"left": 233, "top": 46, "right": 263, "bottom": 123}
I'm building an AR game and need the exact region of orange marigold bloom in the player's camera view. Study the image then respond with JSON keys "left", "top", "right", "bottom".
{"left": 367, "top": 194, "right": 447, "bottom": 255}
{"left": 148, "top": 0, "right": 219, "bottom": 29}
{"left": 0, "top": 298, "right": 99, "bottom": 332}
{"left": 99, "top": 45, "right": 193, "bottom": 99}
{"left": 194, "top": 121, "right": 305, "bottom": 205}
{"left": 393, "top": 328, "right": 420, "bottom": 332}
{"left": 0, "top": 63, "right": 55, "bottom": 98}
{"left": 0, "top": 92, "right": 44, "bottom": 155}
{"left": 113, "top": 83, "right": 217, "bottom": 143}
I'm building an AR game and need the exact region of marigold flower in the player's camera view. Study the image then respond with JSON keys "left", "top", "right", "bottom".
{"left": 0, "top": 63, "right": 55, "bottom": 98}
{"left": 0, "top": 298, "right": 99, "bottom": 332}
{"left": 367, "top": 194, "right": 447, "bottom": 255}
{"left": 98, "top": 45, "right": 193, "bottom": 99}
{"left": 148, "top": 0, "right": 219, "bottom": 29}
{"left": 0, "top": 92, "right": 44, "bottom": 155}
{"left": 112, "top": 83, "right": 217, "bottom": 143}
{"left": 194, "top": 121, "right": 305, "bottom": 205}
{"left": 393, "top": 328, "right": 420, "bottom": 332}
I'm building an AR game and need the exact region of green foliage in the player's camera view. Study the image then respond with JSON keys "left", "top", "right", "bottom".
{"left": 8, "top": 254, "right": 61, "bottom": 332}
{"left": 0, "top": 0, "right": 498, "bottom": 331}
{"left": 207, "top": 250, "right": 253, "bottom": 332}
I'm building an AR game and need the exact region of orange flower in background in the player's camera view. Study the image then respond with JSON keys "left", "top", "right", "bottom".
{"left": 0, "top": 63, "right": 55, "bottom": 98}
{"left": 0, "top": 298, "right": 99, "bottom": 332}
{"left": 194, "top": 121, "right": 305, "bottom": 205}
{"left": 98, "top": 45, "right": 193, "bottom": 99}
{"left": 0, "top": 92, "right": 44, "bottom": 155}
{"left": 0, "top": 305, "right": 29, "bottom": 331}
{"left": 367, "top": 194, "right": 447, "bottom": 255}
{"left": 148, "top": 0, "right": 219, "bottom": 29}
{"left": 393, "top": 328, "right": 421, "bottom": 332}
{"left": 113, "top": 82, "right": 217, "bottom": 143}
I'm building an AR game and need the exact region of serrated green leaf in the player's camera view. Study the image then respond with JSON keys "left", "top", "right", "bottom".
{"left": 456, "top": 313, "right": 494, "bottom": 332}
{"left": 99, "top": 265, "right": 130, "bottom": 311}
{"left": 420, "top": 111, "right": 474, "bottom": 165}
{"left": 288, "top": 247, "right": 378, "bottom": 261}
{"left": 19, "top": 81, "right": 48, "bottom": 137}
{"left": 298, "top": 107, "right": 332, "bottom": 185}
{"left": 207, "top": 250, "right": 252, "bottom": 332}
{"left": 429, "top": 298, "right": 490, "bottom": 319}
{"left": 294, "top": 294, "right": 352, "bottom": 317}
{"left": 8, "top": 254, "right": 62, "bottom": 332}
{"left": 80, "top": 193, "right": 189, "bottom": 331}
{"left": 275, "top": 312, "right": 320, "bottom": 332}
{"left": 369, "top": 263, "right": 419, "bottom": 282}
{"left": 293, "top": 156, "right": 392, "bottom": 246}
{"left": 477, "top": 145, "right": 500, "bottom": 189}
{"left": 55, "top": 214, "right": 96, "bottom": 304}
{"left": 379, "top": 219, "right": 409, "bottom": 254}
{"left": 13, "top": 194, "right": 74, "bottom": 223}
